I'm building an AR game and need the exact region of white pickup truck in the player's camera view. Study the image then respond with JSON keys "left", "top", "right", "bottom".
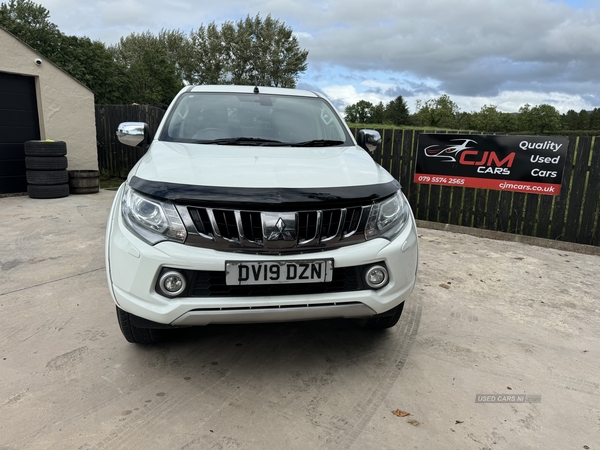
{"left": 106, "top": 85, "right": 418, "bottom": 343}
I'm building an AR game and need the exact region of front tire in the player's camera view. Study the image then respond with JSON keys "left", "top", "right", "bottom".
{"left": 116, "top": 306, "right": 163, "bottom": 344}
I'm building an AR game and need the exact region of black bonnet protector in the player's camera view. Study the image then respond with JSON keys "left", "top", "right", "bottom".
{"left": 129, "top": 176, "right": 401, "bottom": 211}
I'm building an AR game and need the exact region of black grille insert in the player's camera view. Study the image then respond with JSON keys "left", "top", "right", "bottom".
{"left": 343, "top": 207, "right": 362, "bottom": 235}
{"left": 213, "top": 209, "right": 237, "bottom": 239}
{"left": 322, "top": 210, "right": 341, "bottom": 239}
{"left": 240, "top": 211, "right": 262, "bottom": 242}
{"left": 298, "top": 211, "right": 318, "bottom": 241}
{"left": 187, "top": 206, "right": 365, "bottom": 247}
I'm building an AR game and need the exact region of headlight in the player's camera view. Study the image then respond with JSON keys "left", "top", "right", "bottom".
{"left": 365, "top": 190, "right": 411, "bottom": 241}
{"left": 121, "top": 183, "right": 187, "bottom": 245}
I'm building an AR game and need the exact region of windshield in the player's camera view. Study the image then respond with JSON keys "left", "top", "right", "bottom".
{"left": 159, "top": 92, "right": 351, "bottom": 146}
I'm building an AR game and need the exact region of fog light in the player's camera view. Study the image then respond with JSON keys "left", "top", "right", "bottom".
{"left": 159, "top": 271, "right": 186, "bottom": 297}
{"left": 365, "top": 265, "right": 389, "bottom": 289}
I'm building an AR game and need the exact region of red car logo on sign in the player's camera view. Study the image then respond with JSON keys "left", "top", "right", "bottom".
{"left": 424, "top": 138, "right": 478, "bottom": 163}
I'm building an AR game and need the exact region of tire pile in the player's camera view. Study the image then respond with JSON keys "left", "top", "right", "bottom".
{"left": 24, "top": 140, "right": 69, "bottom": 199}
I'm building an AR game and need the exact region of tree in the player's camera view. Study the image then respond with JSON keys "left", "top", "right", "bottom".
{"left": 462, "top": 105, "right": 517, "bottom": 133}
{"left": 240, "top": 14, "right": 308, "bottom": 88}
{"left": 344, "top": 96, "right": 408, "bottom": 125}
{"left": 345, "top": 100, "right": 373, "bottom": 123}
{"left": 2, "top": 2, "right": 308, "bottom": 103}
{"left": 470, "top": 105, "right": 503, "bottom": 132}
{"left": 369, "top": 102, "right": 385, "bottom": 124}
{"left": 384, "top": 95, "right": 409, "bottom": 125}
{"left": 520, "top": 104, "right": 561, "bottom": 133}
{"left": 187, "top": 14, "right": 308, "bottom": 87}
{"left": 0, "top": 0, "right": 59, "bottom": 56}
{"left": 532, "top": 104, "right": 562, "bottom": 133}
{"left": 125, "top": 48, "right": 183, "bottom": 104}
{"left": 186, "top": 23, "right": 227, "bottom": 84}
{"left": 111, "top": 30, "right": 186, "bottom": 104}
{"left": 589, "top": 108, "right": 600, "bottom": 130}
{"left": 456, "top": 112, "right": 474, "bottom": 130}
{"left": 498, "top": 112, "right": 518, "bottom": 133}
{"left": 1, "top": 0, "right": 127, "bottom": 103}
{"left": 344, "top": 100, "right": 373, "bottom": 123}
{"left": 561, "top": 109, "right": 580, "bottom": 130}
{"left": 52, "top": 35, "right": 127, "bottom": 104}
{"left": 517, "top": 103, "right": 533, "bottom": 131}
{"left": 561, "top": 108, "right": 600, "bottom": 131}
{"left": 415, "top": 94, "right": 459, "bottom": 128}
{"left": 579, "top": 110, "right": 591, "bottom": 130}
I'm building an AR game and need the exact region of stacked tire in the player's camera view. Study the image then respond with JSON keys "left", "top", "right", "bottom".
{"left": 24, "top": 140, "right": 70, "bottom": 199}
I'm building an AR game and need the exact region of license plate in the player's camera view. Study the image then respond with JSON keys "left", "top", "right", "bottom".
{"left": 225, "top": 260, "right": 334, "bottom": 286}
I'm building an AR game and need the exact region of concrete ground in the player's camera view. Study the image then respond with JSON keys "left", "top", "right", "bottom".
{"left": 0, "top": 190, "right": 598, "bottom": 450}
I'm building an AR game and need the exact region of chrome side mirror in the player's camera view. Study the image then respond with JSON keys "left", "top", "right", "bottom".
{"left": 116, "top": 122, "right": 150, "bottom": 148}
{"left": 357, "top": 129, "right": 381, "bottom": 154}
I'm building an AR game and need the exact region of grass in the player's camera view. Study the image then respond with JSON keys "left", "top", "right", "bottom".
{"left": 346, "top": 123, "right": 459, "bottom": 131}
{"left": 99, "top": 171, "right": 125, "bottom": 190}
{"left": 100, "top": 178, "right": 125, "bottom": 190}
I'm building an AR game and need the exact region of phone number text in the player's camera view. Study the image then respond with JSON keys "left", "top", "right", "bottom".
{"left": 416, "top": 175, "right": 465, "bottom": 185}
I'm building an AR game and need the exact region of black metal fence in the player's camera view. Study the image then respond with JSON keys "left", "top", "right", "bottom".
{"left": 352, "top": 128, "right": 600, "bottom": 247}
{"left": 95, "top": 105, "right": 165, "bottom": 178}
{"left": 94, "top": 105, "right": 600, "bottom": 246}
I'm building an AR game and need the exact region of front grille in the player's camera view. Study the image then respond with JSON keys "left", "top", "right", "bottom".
{"left": 213, "top": 209, "right": 237, "bottom": 239}
{"left": 179, "top": 266, "right": 366, "bottom": 297}
{"left": 183, "top": 205, "right": 368, "bottom": 253}
{"left": 321, "top": 210, "right": 341, "bottom": 240}
{"left": 344, "top": 207, "right": 362, "bottom": 232}
{"left": 241, "top": 211, "right": 262, "bottom": 242}
{"left": 188, "top": 208, "right": 211, "bottom": 234}
{"left": 298, "top": 211, "right": 318, "bottom": 241}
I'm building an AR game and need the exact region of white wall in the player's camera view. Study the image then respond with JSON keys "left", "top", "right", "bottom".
{"left": 0, "top": 28, "right": 98, "bottom": 170}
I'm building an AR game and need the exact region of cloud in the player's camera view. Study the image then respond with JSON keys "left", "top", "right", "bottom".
{"left": 293, "top": 0, "right": 600, "bottom": 103}
{"left": 455, "top": 90, "right": 595, "bottom": 113}
{"left": 38, "top": 0, "right": 600, "bottom": 111}
{"left": 321, "top": 84, "right": 396, "bottom": 112}
{"left": 315, "top": 78, "right": 596, "bottom": 114}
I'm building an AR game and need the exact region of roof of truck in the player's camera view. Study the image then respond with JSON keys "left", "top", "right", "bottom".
{"left": 186, "top": 85, "right": 319, "bottom": 97}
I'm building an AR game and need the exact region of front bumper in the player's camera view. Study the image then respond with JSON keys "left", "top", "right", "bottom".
{"left": 105, "top": 186, "right": 419, "bottom": 326}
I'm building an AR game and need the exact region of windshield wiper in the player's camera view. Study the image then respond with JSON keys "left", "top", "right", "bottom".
{"left": 194, "top": 137, "right": 286, "bottom": 146}
{"left": 289, "top": 139, "right": 345, "bottom": 147}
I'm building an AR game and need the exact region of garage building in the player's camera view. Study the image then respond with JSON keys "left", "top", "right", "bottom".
{"left": 0, "top": 26, "right": 97, "bottom": 194}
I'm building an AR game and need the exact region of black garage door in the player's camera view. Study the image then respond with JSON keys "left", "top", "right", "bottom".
{"left": 0, "top": 72, "right": 40, "bottom": 194}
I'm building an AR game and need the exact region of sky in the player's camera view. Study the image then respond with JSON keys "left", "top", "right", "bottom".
{"left": 37, "top": 0, "right": 600, "bottom": 114}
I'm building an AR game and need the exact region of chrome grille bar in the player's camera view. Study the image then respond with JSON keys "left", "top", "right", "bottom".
{"left": 185, "top": 205, "right": 369, "bottom": 253}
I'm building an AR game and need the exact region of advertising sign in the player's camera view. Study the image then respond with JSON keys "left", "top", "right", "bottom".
{"left": 414, "top": 134, "right": 568, "bottom": 195}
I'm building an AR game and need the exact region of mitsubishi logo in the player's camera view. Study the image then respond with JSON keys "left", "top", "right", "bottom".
{"left": 262, "top": 212, "right": 297, "bottom": 243}
{"left": 268, "top": 217, "right": 294, "bottom": 241}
